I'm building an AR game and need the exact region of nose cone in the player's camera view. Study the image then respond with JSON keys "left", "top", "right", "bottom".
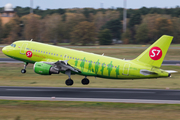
{"left": 2, "top": 46, "right": 8, "bottom": 55}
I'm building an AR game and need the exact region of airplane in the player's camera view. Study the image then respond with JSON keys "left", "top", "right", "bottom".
{"left": 2, "top": 35, "right": 176, "bottom": 86}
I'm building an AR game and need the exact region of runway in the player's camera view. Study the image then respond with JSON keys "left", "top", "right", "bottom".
{"left": 0, "top": 58, "right": 180, "bottom": 104}
{"left": 0, "top": 58, "right": 180, "bottom": 65}
{"left": 1, "top": 86, "right": 180, "bottom": 104}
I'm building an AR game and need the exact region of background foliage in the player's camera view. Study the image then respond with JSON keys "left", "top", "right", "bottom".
{"left": 1, "top": 6, "right": 180, "bottom": 44}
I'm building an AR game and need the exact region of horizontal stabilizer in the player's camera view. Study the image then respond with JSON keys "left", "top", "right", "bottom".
{"left": 165, "top": 70, "right": 178, "bottom": 73}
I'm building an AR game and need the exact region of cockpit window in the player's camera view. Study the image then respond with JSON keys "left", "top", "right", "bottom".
{"left": 10, "top": 44, "right": 16, "bottom": 47}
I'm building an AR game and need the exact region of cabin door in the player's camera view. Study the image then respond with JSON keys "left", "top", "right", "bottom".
{"left": 123, "top": 63, "right": 130, "bottom": 75}
{"left": 20, "top": 43, "right": 28, "bottom": 54}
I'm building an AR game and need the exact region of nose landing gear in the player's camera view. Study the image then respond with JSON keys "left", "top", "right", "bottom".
{"left": 21, "top": 62, "right": 28, "bottom": 73}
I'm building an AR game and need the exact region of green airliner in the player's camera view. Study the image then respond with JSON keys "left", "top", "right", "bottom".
{"left": 2, "top": 35, "right": 176, "bottom": 86}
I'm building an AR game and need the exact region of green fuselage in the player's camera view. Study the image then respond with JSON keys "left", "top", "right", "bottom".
{"left": 2, "top": 40, "right": 169, "bottom": 79}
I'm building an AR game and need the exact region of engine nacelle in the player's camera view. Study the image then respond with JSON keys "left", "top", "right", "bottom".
{"left": 33, "top": 62, "right": 59, "bottom": 75}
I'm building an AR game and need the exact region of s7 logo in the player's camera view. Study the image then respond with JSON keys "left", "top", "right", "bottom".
{"left": 26, "top": 51, "right": 32, "bottom": 58}
{"left": 149, "top": 47, "right": 162, "bottom": 60}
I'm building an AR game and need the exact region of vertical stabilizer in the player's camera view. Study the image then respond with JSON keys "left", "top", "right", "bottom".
{"left": 132, "top": 35, "right": 173, "bottom": 68}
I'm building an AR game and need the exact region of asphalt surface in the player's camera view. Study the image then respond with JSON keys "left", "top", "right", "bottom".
{"left": 1, "top": 86, "right": 180, "bottom": 103}
{"left": 0, "top": 58, "right": 180, "bottom": 65}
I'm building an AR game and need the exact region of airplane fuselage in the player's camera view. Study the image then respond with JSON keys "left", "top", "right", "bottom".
{"left": 2, "top": 40, "right": 169, "bottom": 79}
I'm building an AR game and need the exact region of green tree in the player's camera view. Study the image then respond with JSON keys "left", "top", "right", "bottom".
{"left": 98, "top": 29, "right": 112, "bottom": 45}
{"left": 2, "top": 16, "right": 22, "bottom": 43}
{"left": 71, "top": 21, "right": 96, "bottom": 45}
{"left": 40, "top": 14, "right": 62, "bottom": 43}
{"left": 101, "top": 19, "right": 122, "bottom": 39}
{"left": 0, "top": 19, "right": 2, "bottom": 43}
{"left": 155, "top": 17, "right": 173, "bottom": 38}
{"left": 135, "top": 24, "right": 149, "bottom": 44}
{"left": 171, "top": 18, "right": 180, "bottom": 43}
{"left": 66, "top": 13, "right": 86, "bottom": 40}
{"left": 23, "top": 15, "right": 40, "bottom": 40}
{"left": 128, "top": 11, "right": 142, "bottom": 28}
{"left": 128, "top": 11, "right": 142, "bottom": 43}
{"left": 93, "top": 11, "right": 119, "bottom": 32}
{"left": 121, "top": 29, "right": 131, "bottom": 44}
{"left": 140, "top": 14, "right": 171, "bottom": 42}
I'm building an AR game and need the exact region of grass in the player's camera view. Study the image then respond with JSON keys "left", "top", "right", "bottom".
{"left": 0, "top": 63, "right": 180, "bottom": 89}
{"left": 0, "top": 100, "right": 180, "bottom": 120}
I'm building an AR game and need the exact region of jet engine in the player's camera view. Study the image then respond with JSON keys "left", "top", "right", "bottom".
{"left": 33, "top": 62, "right": 59, "bottom": 75}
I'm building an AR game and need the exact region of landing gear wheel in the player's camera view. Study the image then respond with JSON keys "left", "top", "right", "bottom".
{"left": 81, "top": 78, "right": 90, "bottom": 85}
{"left": 65, "top": 79, "right": 74, "bottom": 86}
{"left": 21, "top": 69, "right": 26, "bottom": 73}
{"left": 21, "top": 62, "right": 28, "bottom": 73}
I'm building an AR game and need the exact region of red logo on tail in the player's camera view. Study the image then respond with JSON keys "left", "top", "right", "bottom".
{"left": 149, "top": 47, "right": 162, "bottom": 60}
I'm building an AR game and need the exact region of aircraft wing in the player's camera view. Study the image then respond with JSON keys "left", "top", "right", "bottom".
{"left": 42, "top": 60, "right": 81, "bottom": 73}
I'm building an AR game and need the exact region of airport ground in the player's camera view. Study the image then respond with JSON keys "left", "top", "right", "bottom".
{"left": 0, "top": 45, "right": 180, "bottom": 120}
{"left": 0, "top": 63, "right": 179, "bottom": 89}
{"left": 1, "top": 100, "right": 180, "bottom": 120}
{"left": 0, "top": 65, "right": 180, "bottom": 119}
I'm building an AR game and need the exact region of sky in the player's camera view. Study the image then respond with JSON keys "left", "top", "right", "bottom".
{"left": 0, "top": 0, "right": 180, "bottom": 10}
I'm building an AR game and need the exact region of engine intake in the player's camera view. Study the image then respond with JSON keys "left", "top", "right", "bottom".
{"left": 33, "top": 62, "right": 59, "bottom": 75}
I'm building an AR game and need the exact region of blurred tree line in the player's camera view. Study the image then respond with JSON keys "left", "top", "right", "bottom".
{"left": 1, "top": 6, "right": 180, "bottom": 45}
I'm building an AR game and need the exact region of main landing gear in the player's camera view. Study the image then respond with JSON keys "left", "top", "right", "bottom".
{"left": 65, "top": 77, "right": 90, "bottom": 86}
{"left": 65, "top": 70, "right": 90, "bottom": 86}
{"left": 81, "top": 77, "right": 90, "bottom": 85}
{"left": 21, "top": 62, "right": 28, "bottom": 73}
{"left": 65, "top": 79, "right": 74, "bottom": 86}
{"left": 65, "top": 70, "right": 74, "bottom": 86}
